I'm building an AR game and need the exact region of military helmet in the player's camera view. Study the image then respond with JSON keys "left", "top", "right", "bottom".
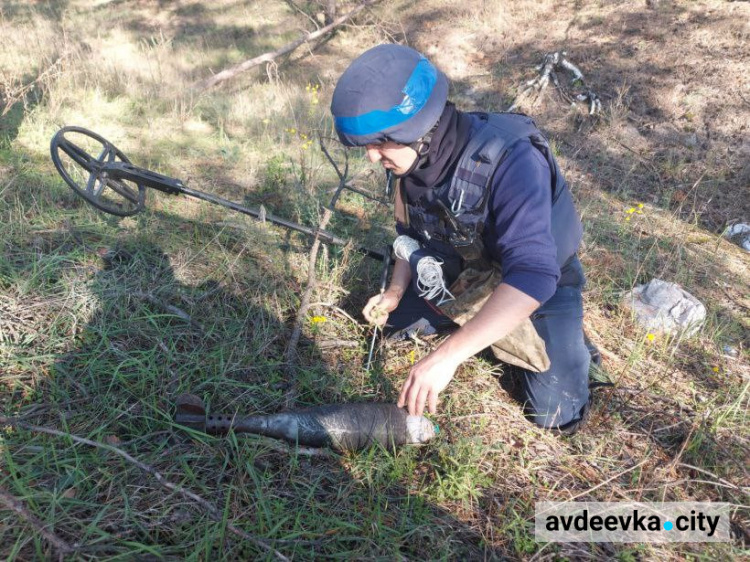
{"left": 331, "top": 44, "right": 449, "bottom": 147}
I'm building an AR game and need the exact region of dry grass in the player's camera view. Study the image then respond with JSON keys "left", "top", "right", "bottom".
{"left": 1, "top": 0, "right": 749, "bottom": 560}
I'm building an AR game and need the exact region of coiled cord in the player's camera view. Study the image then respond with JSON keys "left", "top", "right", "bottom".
{"left": 393, "top": 235, "right": 454, "bottom": 305}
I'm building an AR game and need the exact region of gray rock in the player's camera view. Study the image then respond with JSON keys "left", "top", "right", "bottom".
{"left": 683, "top": 132, "right": 699, "bottom": 148}
{"left": 724, "top": 223, "right": 750, "bottom": 252}
{"left": 622, "top": 279, "right": 706, "bottom": 336}
{"left": 722, "top": 345, "right": 739, "bottom": 360}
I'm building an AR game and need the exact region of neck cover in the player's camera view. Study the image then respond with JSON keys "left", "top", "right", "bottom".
{"left": 399, "top": 103, "right": 472, "bottom": 200}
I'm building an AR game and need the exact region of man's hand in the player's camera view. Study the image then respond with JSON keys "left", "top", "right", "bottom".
{"left": 362, "top": 288, "right": 401, "bottom": 326}
{"left": 396, "top": 282, "right": 542, "bottom": 417}
{"left": 398, "top": 351, "right": 460, "bottom": 417}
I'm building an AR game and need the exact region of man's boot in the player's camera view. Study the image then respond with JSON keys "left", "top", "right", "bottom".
{"left": 584, "top": 333, "right": 602, "bottom": 367}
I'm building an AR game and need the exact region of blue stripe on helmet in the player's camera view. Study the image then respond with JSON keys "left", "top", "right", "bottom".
{"left": 334, "top": 57, "right": 437, "bottom": 138}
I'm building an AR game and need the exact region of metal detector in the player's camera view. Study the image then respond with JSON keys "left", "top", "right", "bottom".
{"left": 49, "top": 126, "right": 391, "bottom": 261}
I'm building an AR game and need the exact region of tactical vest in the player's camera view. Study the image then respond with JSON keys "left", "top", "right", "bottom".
{"left": 398, "top": 112, "right": 583, "bottom": 274}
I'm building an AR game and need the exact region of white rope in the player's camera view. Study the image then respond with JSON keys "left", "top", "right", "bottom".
{"left": 393, "top": 235, "right": 454, "bottom": 306}
{"left": 393, "top": 235, "right": 420, "bottom": 261}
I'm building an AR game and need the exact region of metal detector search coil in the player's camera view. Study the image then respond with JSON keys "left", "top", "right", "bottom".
{"left": 49, "top": 126, "right": 389, "bottom": 261}
{"left": 51, "top": 126, "right": 152, "bottom": 216}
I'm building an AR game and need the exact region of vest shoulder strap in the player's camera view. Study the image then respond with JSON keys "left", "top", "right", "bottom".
{"left": 437, "top": 112, "right": 579, "bottom": 269}
{"left": 452, "top": 113, "right": 542, "bottom": 192}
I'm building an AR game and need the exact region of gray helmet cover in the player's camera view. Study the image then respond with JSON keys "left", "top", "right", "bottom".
{"left": 331, "top": 44, "right": 449, "bottom": 147}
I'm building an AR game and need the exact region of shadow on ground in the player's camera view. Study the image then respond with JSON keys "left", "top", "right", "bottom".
{"left": 1, "top": 210, "right": 508, "bottom": 558}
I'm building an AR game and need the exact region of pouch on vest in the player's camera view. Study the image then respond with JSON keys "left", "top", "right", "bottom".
{"left": 440, "top": 267, "right": 551, "bottom": 373}
{"left": 405, "top": 247, "right": 462, "bottom": 301}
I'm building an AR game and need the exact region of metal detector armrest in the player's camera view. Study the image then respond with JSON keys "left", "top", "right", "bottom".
{"left": 103, "top": 162, "right": 184, "bottom": 195}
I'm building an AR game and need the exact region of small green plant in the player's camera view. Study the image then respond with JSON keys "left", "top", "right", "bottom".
{"left": 424, "top": 438, "right": 492, "bottom": 504}
{"left": 262, "top": 154, "right": 289, "bottom": 193}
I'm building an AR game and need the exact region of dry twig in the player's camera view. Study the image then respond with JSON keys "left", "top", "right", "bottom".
{"left": 315, "top": 339, "right": 360, "bottom": 349}
{"left": 308, "top": 301, "right": 362, "bottom": 327}
{"left": 131, "top": 291, "right": 203, "bottom": 332}
{"left": 666, "top": 420, "right": 698, "bottom": 471}
{"left": 0, "top": 486, "right": 75, "bottom": 560}
{"left": 282, "top": 138, "right": 350, "bottom": 407}
{"left": 677, "top": 464, "right": 747, "bottom": 493}
{"left": 284, "top": 0, "right": 322, "bottom": 30}
{"left": 282, "top": 207, "right": 334, "bottom": 381}
{"left": 561, "top": 458, "right": 651, "bottom": 503}
{"left": 0, "top": 416, "right": 289, "bottom": 561}
{"left": 0, "top": 52, "right": 69, "bottom": 117}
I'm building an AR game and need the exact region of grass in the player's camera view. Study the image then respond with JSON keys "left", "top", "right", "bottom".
{"left": 1, "top": 0, "right": 749, "bottom": 560}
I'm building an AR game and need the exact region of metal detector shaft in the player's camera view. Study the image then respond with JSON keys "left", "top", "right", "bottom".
{"left": 102, "top": 163, "right": 387, "bottom": 259}
{"left": 365, "top": 245, "right": 391, "bottom": 372}
{"left": 176, "top": 185, "right": 386, "bottom": 260}
{"left": 50, "top": 125, "right": 390, "bottom": 262}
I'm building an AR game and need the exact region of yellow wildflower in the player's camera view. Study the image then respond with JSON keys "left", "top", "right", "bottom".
{"left": 310, "top": 315, "right": 327, "bottom": 324}
{"left": 646, "top": 333, "right": 655, "bottom": 342}
{"left": 712, "top": 366, "right": 720, "bottom": 373}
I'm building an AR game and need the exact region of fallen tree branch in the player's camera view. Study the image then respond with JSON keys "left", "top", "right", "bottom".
{"left": 195, "top": 0, "right": 381, "bottom": 90}
{"left": 0, "top": 486, "right": 75, "bottom": 560}
{"left": 507, "top": 51, "right": 602, "bottom": 115}
{"left": 0, "top": 416, "right": 289, "bottom": 561}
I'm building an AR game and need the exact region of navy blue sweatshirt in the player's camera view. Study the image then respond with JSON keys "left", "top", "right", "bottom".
{"left": 481, "top": 135, "right": 561, "bottom": 304}
{"left": 397, "top": 113, "right": 565, "bottom": 305}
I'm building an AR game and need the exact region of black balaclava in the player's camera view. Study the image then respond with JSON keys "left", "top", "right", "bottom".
{"left": 400, "top": 102, "right": 472, "bottom": 201}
